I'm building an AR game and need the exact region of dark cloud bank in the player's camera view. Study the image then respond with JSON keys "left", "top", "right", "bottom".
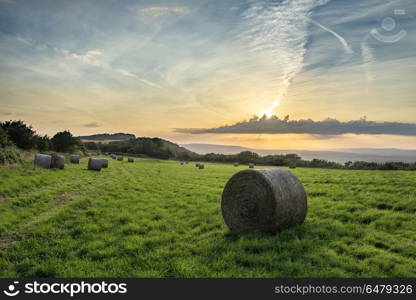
{"left": 176, "top": 116, "right": 416, "bottom": 136}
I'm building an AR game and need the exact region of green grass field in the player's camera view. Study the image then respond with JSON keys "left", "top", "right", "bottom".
{"left": 0, "top": 158, "right": 415, "bottom": 277}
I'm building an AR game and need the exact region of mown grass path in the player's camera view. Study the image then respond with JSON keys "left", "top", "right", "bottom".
{"left": 0, "top": 158, "right": 415, "bottom": 277}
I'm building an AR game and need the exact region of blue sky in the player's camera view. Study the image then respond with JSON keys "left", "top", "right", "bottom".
{"left": 0, "top": 0, "right": 415, "bottom": 149}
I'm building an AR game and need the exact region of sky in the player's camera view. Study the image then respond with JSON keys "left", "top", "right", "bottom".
{"left": 0, "top": 0, "right": 415, "bottom": 150}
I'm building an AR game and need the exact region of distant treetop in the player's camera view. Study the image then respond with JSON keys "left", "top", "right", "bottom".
{"left": 78, "top": 133, "right": 136, "bottom": 141}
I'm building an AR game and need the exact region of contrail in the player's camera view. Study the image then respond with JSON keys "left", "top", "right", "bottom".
{"left": 241, "top": 0, "right": 330, "bottom": 116}
{"left": 360, "top": 41, "right": 375, "bottom": 82}
{"left": 306, "top": 17, "right": 354, "bottom": 54}
{"left": 115, "top": 69, "right": 162, "bottom": 88}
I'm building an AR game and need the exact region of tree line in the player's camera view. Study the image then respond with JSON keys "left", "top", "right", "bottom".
{"left": 190, "top": 152, "right": 416, "bottom": 170}
{"left": 0, "top": 120, "right": 86, "bottom": 164}
{"left": 1, "top": 120, "right": 415, "bottom": 170}
{"left": 87, "top": 138, "right": 416, "bottom": 171}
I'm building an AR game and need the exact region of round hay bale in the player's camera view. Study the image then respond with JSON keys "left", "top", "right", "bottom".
{"left": 50, "top": 153, "right": 65, "bottom": 169}
{"left": 88, "top": 158, "right": 102, "bottom": 171}
{"left": 117, "top": 156, "right": 124, "bottom": 161}
{"left": 34, "top": 154, "right": 51, "bottom": 169}
{"left": 128, "top": 157, "right": 134, "bottom": 163}
{"left": 234, "top": 162, "right": 239, "bottom": 167}
{"left": 100, "top": 158, "right": 109, "bottom": 168}
{"left": 221, "top": 168, "right": 307, "bottom": 233}
{"left": 248, "top": 163, "right": 254, "bottom": 168}
{"left": 180, "top": 161, "right": 184, "bottom": 165}
{"left": 111, "top": 154, "right": 116, "bottom": 159}
{"left": 70, "top": 154, "right": 80, "bottom": 164}
{"left": 185, "top": 161, "right": 189, "bottom": 164}
{"left": 198, "top": 163, "right": 205, "bottom": 169}
{"left": 195, "top": 163, "right": 200, "bottom": 168}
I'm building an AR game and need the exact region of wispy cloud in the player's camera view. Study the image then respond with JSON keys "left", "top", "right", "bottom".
{"left": 240, "top": 0, "right": 330, "bottom": 116}
{"left": 13, "top": 33, "right": 162, "bottom": 89}
{"left": 71, "top": 49, "right": 102, "bottom": 58}
{"left": 114, "top": 69, "right": 161, "bottom": 88}
{"left": 67, "top": 50, "right": 161, "bottom": 88}
{"left": 83, "top": 122, "right": 101, "bottom": 128}
{"left": 139, "top": 6, "right": 189, "bottom": 18}
{"left": 360, "top": 42, "right": 375, "bottom": 81}
{"left": 70, "top": 49, "right": 103, "bottom": 66}
{"left": 15, "top": 35, "right": 69, "bottom": 55}
{"left": 306, "top": 17, "right": 354, "bottom": 54}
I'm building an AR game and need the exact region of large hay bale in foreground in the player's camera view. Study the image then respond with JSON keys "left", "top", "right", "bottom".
{"left": 50, "top": 153, "right": 65, "bottom": 169}
{"left": 198, "top": 164, "right": 205, "bottom": 169}
{"left": 128, "top": 157, "right": 134, "bottom": 163}
{"left": 100, "top": 158, "right": 109, "bottom": 168}
{"left": 70, "top": 154, "right": 80, "bottom": 164}
{"left": 248, "top": 163, "right": 254, "bottom": 168}
{"left": 117, "top": 156, "right": 124, "bottom": 161}
{"left": 88, "top": 158, "right": 102, "bottom": 171}
{"left": 34, "top": 154, "right": 51, "bottom": 169}
{"left": 221, "top": 168, "right": 307, "bottom": 233}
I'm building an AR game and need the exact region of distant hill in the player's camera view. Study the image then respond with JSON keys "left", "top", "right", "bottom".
{"left": 84, "top": 136, "right": 196, "bottom": 160}
{"left": 79, "top": 133, "right": 135, "bottom": 141}
{"left": 181, "top": 143, "right": 249, "bottom": 155}
{"left": 181, "top": 143, "right": 416, "bottom": 163}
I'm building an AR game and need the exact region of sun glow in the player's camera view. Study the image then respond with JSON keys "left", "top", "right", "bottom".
{"left": 261, "top": 96, "right": 281, "bottom": 117}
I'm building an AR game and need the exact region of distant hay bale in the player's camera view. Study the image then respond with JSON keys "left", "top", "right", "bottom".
{"left": 50, "top": 153, "right": 65, "bottom": 169}
{"left": 195, "top": 163, "right": 200, "bottom": 168}
{"left": 289, "top": 163, "right": 297, "bottom": 169}
{"left": 248, "top": 163, "right": 254, "bottom": 168}
{"left": 185, "top": 161, "right": 189, "bottom": 164}
{"left": 198, "top": 164, "right": 205, "bottom": 169}
{"left": 100, "top": 158, "right": 109, "bottom": 168}
{"left": 221, "top": 168, "right": 307, "bottom": 233}
{"left": 128, "top": 157, "right": 134, "bottom": 163}
{"left": 111, "top": 154, "right": 116, "bottom": 159}
{"left": 117, "top": 156, "right": 124, "bottom": 161}
{"left": 234, "top": 162, "right": 239, "bottom": 167}
{"left": 70, "top": 154, "right": 80, "bottom": 164}
{"left": 88, "top": 158, "right": 102, "bottom": 171}
{"left": 34, "top": 154, "right": 51, "bottom": 169}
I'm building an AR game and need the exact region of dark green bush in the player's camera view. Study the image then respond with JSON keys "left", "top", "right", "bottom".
{"left": 0, "top": 120, "right": 36, "bottom": 150}
{"left": 0, "top": 127, "right": 13, "bottom": 148}
{"left": 51, "top": 130, "right": 84, "bottom": 153}
{"left": 0, "top": 146, "right": 21, "bottom": 165}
